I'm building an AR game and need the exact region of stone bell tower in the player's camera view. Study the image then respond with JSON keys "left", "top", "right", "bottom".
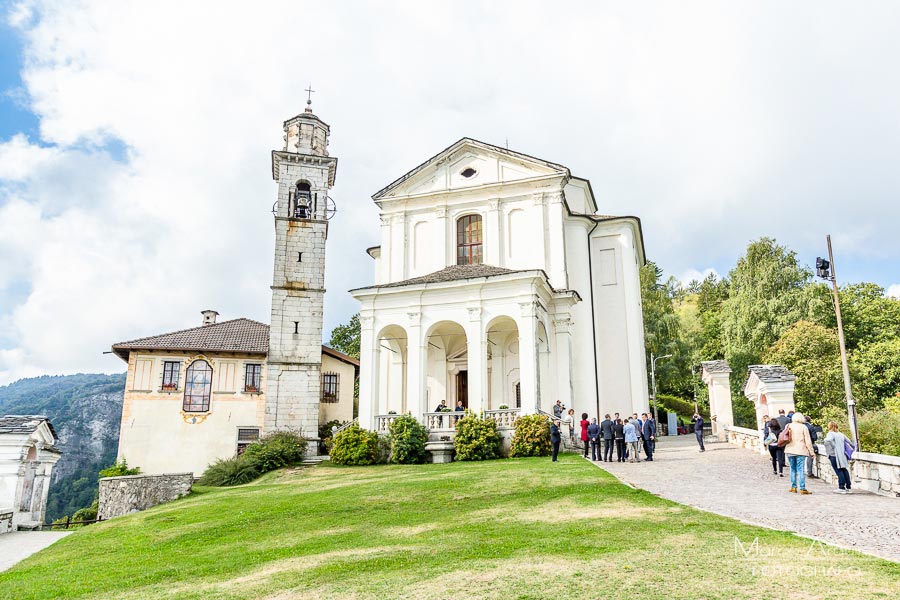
{"left": 265, "top": 93, "right": 337, "bottom": 450}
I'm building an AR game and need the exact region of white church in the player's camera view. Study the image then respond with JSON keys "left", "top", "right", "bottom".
{"left": 110, "top": 102, "right": 650, "bottom": 473}
{"left": 352, "top": 137, "right": 649, "bottom": 432}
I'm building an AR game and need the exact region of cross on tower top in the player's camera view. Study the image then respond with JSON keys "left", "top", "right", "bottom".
{"left": 305, "top": 84, "right": 316, "bottom": 106}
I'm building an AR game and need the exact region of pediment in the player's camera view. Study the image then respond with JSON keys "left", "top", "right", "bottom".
{"left": 373, "top": 138, "right": 569, "bottom": 201}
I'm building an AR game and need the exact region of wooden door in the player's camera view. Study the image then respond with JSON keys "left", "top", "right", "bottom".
{"left": 457, "top": 371, "right": 468, "bottom": 409}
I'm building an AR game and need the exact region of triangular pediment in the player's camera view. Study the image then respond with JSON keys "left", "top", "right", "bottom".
{"left": 373, "top": 138, "right": 569, "bottom": 201}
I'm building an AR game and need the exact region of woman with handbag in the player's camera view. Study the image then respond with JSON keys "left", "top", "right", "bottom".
{"left": 781, "top": 412, "right": 816, "bottom": 494}
{"left": 765, "top": 418, "right": 785, "bottom": 477}
{"left": 824, "top": 422, "right": 853, "bottom": 494}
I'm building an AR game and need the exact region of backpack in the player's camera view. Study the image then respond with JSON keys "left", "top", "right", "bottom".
{"left": 843, "top": 438, "right": 855, "bottom": 462}
{"left": 777, "top": 425, "right": 792, "bottom": 448}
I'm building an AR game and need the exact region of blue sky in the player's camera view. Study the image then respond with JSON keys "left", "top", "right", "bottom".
{"left": 1, "top": 1, "right": 899, "bottom": 384}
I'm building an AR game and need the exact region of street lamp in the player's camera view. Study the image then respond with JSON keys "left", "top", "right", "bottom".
{"left": 817, "top": 234, "right": 861, "bottom": 450}
{"left": 650, "top": 352, "right": 673, "bottom": 425}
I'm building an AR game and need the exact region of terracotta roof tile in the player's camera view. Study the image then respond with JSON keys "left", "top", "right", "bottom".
{"left": 371, "top": 264, "right": 525, "bottom": 289}
{"left": 112, "top": 318, "right": 269, "bottom": 359}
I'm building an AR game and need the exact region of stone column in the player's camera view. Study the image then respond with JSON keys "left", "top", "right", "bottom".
{"left": 552, "top": 315, "right": 575, "bottom": 413}
{"left": 358, "top": 313, "right": 376, "bottom": 430}
{"left": 701, "top": 361, "right": 734, "bottom": 441}
{"left": 379, "top": 217, "right": 392, "bottom": 282}
{"left": 485, "top": 199, "right": 501, "bottom": 266}
{"left": 406, "top": 311, "right": 427, "bottom": 422}
{"left": 465, "top": 307, "right": 486, "bottom": 414}
{"left": 546, "top": 192, "right": 568, "bottom": 289}
{"left": 517, "top": 301, "right": 539, "bottom": 416}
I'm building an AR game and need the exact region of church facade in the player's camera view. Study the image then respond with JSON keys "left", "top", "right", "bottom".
{"left": 352, "top": 138, "right": 648, "bottom": 431}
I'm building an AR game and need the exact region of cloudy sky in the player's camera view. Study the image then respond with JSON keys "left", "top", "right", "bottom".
{"left": 1, "top": 0, "right": 899, "bottom": 384}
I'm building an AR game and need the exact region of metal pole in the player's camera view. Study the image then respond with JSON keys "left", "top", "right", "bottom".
{"left": 826, "top": 235, "right": 860, "bottom": 449}
{"left": 650, "top": 352, "right": 658, "bottom": 424}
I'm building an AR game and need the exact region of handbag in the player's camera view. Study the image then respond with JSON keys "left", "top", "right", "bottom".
{"left": 777, "top": 425, "right": 792, "bottom": 448}
{"left": 843, "top": 438, "right": 855, "bottom": 462}
{"left": 764, "top": 432, "right": 777, "bottom": 445}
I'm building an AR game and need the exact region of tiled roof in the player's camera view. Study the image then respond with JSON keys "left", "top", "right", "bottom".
{"left": 0, "top": 415, "right": 57, "bottom": 440}
{"left": 322, "top": 346, "right": 360, "bottom": 368}
{"left": 112, "top": 318, "right": 269, "bottom": 360}
{"left": 743, "top": 365, "right": 795, "bottom": 391}
{"left": 701, "top": 360, "right": 732, "bottom": 374}
{"left": 368, "top": 264, "right": 527, "bottom": 289}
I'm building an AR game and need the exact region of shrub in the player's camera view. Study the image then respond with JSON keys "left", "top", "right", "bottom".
{"left": 510, "top": 414, "right": 551, "bottom": 457}
{"left": 498, "top": 404, "right": 509, "bottom": 410}
{"left": 330, "top": 424, "right": 380, "bottom": 465}
{"left": 388, "top": 414, "right": 428, "bottom": 464}
{"left": 318, "top": 419, "right": 347, "bottom": 454}
{"left": 243, "top": 429, "right": 308, "bottom": 472}
{"left": 198, "top": 456, "right": 261, "bottom": 486}
{"left": 453, "top": 413, "right": 502, "bottom": 461}
{"left": 98, "top": 458, "right": 140, "bottom": 479}
{"left": 857, "top": 409, "right": 900, "bottom": 457}
{"left": 657, "top": 394, "right": 706, "bottom": 418}
{"left": 72, "top": 500, "right": 98, "bottom": 522}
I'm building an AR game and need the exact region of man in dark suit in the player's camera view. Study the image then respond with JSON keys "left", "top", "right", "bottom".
{"left": 775, "top": 409, "right": 789, "bottom": 430}
{"left": 588, "top": 418, "right": 601, "bottom": 461}
{"left": 600, "top": 414, "right": 615, "bottom": 462}
{"left": 550, "top": 419, "right": 562, "bottom": 462}
{"left": 642, "top": 413, "right": 657, "bottom": 461}
{"left": 692, "top": 412, "right": 705, "bottom": 452}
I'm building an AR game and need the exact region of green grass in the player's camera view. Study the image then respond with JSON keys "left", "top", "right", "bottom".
{"left": 2, "top": 456, "right": 898, "bottom": 599}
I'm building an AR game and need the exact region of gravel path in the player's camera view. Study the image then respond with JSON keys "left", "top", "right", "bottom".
{"left": 591, "top": 436, "right": 900, "bottom": 563}
{"left": 0, "top": 531, "right": 71, "bottom": 572}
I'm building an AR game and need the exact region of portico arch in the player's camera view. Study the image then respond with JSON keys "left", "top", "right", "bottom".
{"left": 425, "top": 321, "right": 468, "bottom": 411}
{"left": 486, "top": 317, "right": 519, "bottom": 409}
{"left": 374, "top": 324, "right": 408, "bottom": 415}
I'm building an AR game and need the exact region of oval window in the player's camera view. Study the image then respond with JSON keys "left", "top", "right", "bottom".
{"left": 460, "top": 167, "right": 477, "bottom": 178}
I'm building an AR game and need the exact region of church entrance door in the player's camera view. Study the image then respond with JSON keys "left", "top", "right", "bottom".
{"left": 457, "top": 371, "right": 468, "bottom": 409}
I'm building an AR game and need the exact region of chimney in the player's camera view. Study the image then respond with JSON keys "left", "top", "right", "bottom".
{"left": 201, "top": 310, "right": 219, "bottom": 326}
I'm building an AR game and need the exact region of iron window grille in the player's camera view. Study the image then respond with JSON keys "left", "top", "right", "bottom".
{"left": 244, "top": 363, "right": 262, "bottom": 392}
{"left": 183, "top": 360, "right": 212, "bottom": 412}
{"left": 161, "top": 361, "right": 180, "bottom": 391}
{"left": 456, "top": 214, "right": 483, "bottom": 265}
{"left": 236, "top": 427, "right": 260, "bottom": 455}
{"left": 322, "top": 372, "right": 339, "bottom": 403}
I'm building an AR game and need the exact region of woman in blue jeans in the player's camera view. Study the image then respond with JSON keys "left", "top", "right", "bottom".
{"left": 824, "top": 421, "right": 852, "bottom": 494}
{"left": 783, "top": 412, "right": 816, "bottom": 494}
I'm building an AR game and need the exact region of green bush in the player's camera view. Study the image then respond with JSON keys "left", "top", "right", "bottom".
{"left": 388, "top": 414, "right": 428, "bottom": 464}
{"left": 243, "top": 429, "right": 308, "bottom": 472}
{"left": 453, "top": 413, "right": 502, "bottom": 461}
{"left": 318, "top": 419, "right": 347, "bottom": 454}
{"left": 510, "top": 414, "right": 551, "bottom": 457}
{"left": 98, "top": 458, "right": 140, "bottom": 479}
{"left": 857, "top": 409, "right": 900, "bottom": 457}
{"left": 197, "top": 456, "right": 261, "bottom": 487}
{"left": 330, "top": 424, "right": 380, "bottom": 466}
{"left": 53, "top": 499, "right": 99, "bottom": 528}
{"left": 657, "top": 394, "right": 706, "bottom": 418}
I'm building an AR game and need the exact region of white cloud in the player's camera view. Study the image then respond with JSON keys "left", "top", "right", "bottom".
{"left": 888, "top": 285, "right": 900, "bottom": 299}
{"left": 676, "top": 268, "right": 722, "bottom": 288}
{"left": 2, "top": 0, "right": 900, "bottom": 383}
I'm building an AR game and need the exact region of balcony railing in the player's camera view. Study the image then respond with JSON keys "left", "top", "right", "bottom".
{"left": 483, "top": 409, "right": 520, "bottom": 429}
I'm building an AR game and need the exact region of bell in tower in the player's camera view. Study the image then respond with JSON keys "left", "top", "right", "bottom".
{"left": 265, "top": 89, "right": 339, "bottom": 455}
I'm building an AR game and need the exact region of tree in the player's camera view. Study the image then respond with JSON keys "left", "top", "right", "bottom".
{"left": 835, "top": 284, "right": 900, "bottom": 350}
{"left": 328, "top": 313, "right": 360, "bottom": 359}
{"left": 851, "top": 338, "right": 900, "bottom": 412}
{"left": 764, "top": 321, "right": 844, "bottom": 421}
{"left": 640, "top": 262, "right": 693, "bottom": 397}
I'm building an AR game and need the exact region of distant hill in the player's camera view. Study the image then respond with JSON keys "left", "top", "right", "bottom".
{"left": 0, "top": 373, "right": 125, "bottom": 522}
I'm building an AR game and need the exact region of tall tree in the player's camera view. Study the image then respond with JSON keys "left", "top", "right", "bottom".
{"left": 640, "top": 262, "right": 693, "bottom": 397}
{"left": 328, "top": 313, "right": 361, "bottom": 359}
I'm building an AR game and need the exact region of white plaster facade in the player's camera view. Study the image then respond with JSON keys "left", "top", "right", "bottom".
{"left": 0, "top": 416, "right": 61, "bottom": 531}
{"left": 743, "top": 365, "right": 796, "bottom": 427}
{"left": 700, "top": 360, "right": 736, "bottom": 440}
{"left": 352, "top": 139, "right": 649, "bottom": 428}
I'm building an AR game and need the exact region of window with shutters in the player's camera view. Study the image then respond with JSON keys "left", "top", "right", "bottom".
{"left": 322, "top": 372, "right": 339, "bottom": 403}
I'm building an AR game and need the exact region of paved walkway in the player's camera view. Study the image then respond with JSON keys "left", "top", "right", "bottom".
{"left": 0, "top": 531, "right": 71, "bottom": 572}
{"left": 591, "top": 435, "right": 900, "bottom": 563}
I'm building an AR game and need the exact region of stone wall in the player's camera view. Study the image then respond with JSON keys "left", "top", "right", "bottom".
{"left": 725, "top": 426, "right": 900, "bottom": 498}
{"left": 98, "top": 473, "right": 193, "bottom": 520}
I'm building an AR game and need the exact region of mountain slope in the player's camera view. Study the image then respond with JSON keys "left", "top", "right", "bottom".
{"left": 0, "top": 373, "right": 125, "bottom": 521}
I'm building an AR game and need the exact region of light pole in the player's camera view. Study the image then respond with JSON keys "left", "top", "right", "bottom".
{"left": 650, "top": 352, "right": 673, "bottom": 425}
{"left": 816, "top": 235, "right": 861, "bottom": 449}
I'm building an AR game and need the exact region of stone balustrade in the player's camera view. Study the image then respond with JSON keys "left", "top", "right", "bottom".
{"left": 724, "top": 425, "right": 767, "bottom": 454}
{"left": 424, "top": 411, "right": 463, "bottom": 431}
{"left": 374, "top": 414, "right": 399, "bottom": 434}
{"left": 483, "top": 409, "right": 519, "bottom": 429}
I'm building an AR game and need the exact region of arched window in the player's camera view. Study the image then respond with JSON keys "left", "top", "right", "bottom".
{"left": 456, "top": 214, "right": 483, "bottom": 265}
{"left": 293, "top": 182, "right": 311, "bottom": 218}
{"left": 183, "top": 360, "right": 212, "bottom": 412}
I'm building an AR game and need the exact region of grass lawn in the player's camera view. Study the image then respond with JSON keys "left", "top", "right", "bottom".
{"left": 1, "top": 455, "right": 898, "bottom": 599}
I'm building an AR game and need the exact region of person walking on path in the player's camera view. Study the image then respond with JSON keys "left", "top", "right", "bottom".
{"left": 579, "top": 413, "right": 590, "bottom": 458}
{"left": 775, "top": 409, "right": 789, "bottom": 430}
{"left": 642, "top": 413, "right": 656, "bottom": 461}
{"left": 765, "top": 418, "right": 785, "bottom": 477}
{"left": 692, "top": 413, "right": 706, "bottom": 452}
{"left": 614, "top": 418, "right": 626, "bottom": 462}
{"left": 804, "top": 415, "right": 819, "bottom": 477}
{"left": 784, "top": 412, "right": 816, "bottom": 494}
{"left": 600, "top": 414, "right": 614, "bottom": 462}
{"left": 588, "top": 418, "right": 601, "bottom": 461}
{"left": 824, "top": 422, "right": 853, "bottom": 494}
{"left": 550, "top": 419, "right": 561, "bottom": 462}
{"left": 624, "top": 418, "right": 639, "bottom": 463}
{"left": 631, "top": 413, "right": 643, "bottom": 461}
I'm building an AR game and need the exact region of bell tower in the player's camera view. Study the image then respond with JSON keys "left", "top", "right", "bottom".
{"left": 265, "top": 92, "right": 337, "bottom": 451}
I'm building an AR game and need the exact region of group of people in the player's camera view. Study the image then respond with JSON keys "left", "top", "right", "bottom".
{"left": 548, "top": 403, "right": 658, "bottom": 464}
{"left": 762, "top": 408, "right": 854, "bottom": 495}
